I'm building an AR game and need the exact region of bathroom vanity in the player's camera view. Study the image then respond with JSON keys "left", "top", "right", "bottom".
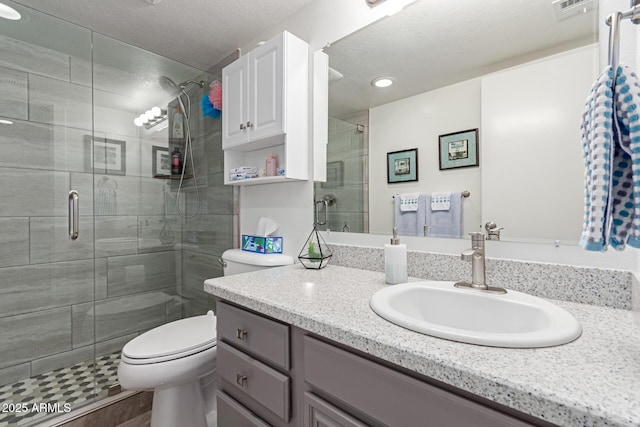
{"left": 204, "top": 263, "right": 640, "bottom": 426}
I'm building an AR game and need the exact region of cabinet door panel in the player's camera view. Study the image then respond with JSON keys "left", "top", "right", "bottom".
{"left": 223, "top": 55, "right": 249, "bottom": 148}
{"left": 304, "top": 392, "right": 368, "bottom": 427}
{"left": 304, "top": 336, "right": 535, "bottom": 427}
{"left": 249, "top": 34, "right": 284, "bottom": 141}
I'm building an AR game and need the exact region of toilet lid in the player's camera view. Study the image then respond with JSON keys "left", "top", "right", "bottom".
{"left": 122, "top": 311, "right": 217, "bottom": 360}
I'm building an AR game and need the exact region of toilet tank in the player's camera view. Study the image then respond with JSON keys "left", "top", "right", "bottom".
{"left": 221, "top": 249, "right": 294, "bottom": 276}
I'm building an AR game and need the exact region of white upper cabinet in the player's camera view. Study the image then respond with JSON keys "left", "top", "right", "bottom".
{"left": 222, "top": 31, "right": 309, "bottom": 185}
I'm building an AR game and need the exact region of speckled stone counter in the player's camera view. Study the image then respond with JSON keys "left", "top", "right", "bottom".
{"left": 204, "top": 264, "right": 640, "bottom": 427}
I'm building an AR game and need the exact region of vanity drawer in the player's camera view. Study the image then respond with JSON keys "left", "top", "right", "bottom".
{"left": 218, "top": 341, "right": 291, "bottom": 422}
{"left": 217, "top": 301, "right": 290, "bottom": 370}
{"left": 303, "top": 336, "right": 534, "bottom": 427}
{"left": 217, "top": 390, "right": 271, "bottom": 427}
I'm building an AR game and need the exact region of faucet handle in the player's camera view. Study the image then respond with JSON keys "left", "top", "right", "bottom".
{"left": 468, "top": 232, "right": 484, "bottom": 249}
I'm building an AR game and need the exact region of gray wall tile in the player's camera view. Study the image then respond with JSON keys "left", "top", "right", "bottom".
{"left": 94, "top": 292, "right": 167, "bottom": 341}
{"left": 107, "top": 251, "right": 176, "bottom": 298}
{"left": 166, "top": 286, "right": 182, "bottom": 322}
{"left": 72, "top": 302, "right": 94, "bottom": 349}
{"left": 138, "top": 215, "right": 180, "bottom": 253}
{"left": 0, "top": 307, "right": 71, "bottom": 369}
{"left": 180, "top": 286, "right": 216, "bottom": 318}
{"left": 31, "top": 345, "right": 93, "bottom": 376}
{"left": 95, "top": 216, "right": 138, "bottom": 257}
{"left": 0, "top": 34, "right": 70, "bottom": 81}
{"left": 29, "top": 75, "right": 91, "bottom": 128}
{"left": 0, "top": 363, "right": 30, "bottom": 388}
{"left": 182, "top": 214, "right": 233, "bottom": 256}
{"left": 0, "top": 167, "right": 69, "bottom": 216}
{"left": 182, "top": 250, "right": 222, "bottom": 291}
{"left": 30, "top": 216, "right": 94, "bottom": 263}
{"left": 203, "top": 172, "right": 233, "bottom": 215}
{"left": 96, "top": 333, "right": 137, "bottom": 357}
{"left": 0, "top": 119, "right": 91, "bottom": 172}
{"left": 96, "top": 258, "right": 108, "bottom": 300}
{"left": 0, "top": 217, "right": 28, "bottom": 267}
{"left": 0, "top": 260, "right": 93, "bottom": 318}
{"left": 0, "top": 66, "right": 27, "bottom": 120}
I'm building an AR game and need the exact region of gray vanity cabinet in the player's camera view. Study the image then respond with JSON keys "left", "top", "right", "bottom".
{"left": 216, "top": 300, "right": 550, "bottom": 427}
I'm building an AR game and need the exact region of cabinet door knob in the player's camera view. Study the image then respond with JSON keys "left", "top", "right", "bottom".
{"left": 236, "top": 328, "right": 248, "bottom": 340}
{"left": 239, "top": 123, "right": 245, "bottom": 130}
{"left": 246, "top": 120, "right": 253, "bottom": 128}
{"left": 236, "top": 374, "right": 247, "bottom": 387}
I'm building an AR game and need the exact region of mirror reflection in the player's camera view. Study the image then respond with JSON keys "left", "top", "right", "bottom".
{"left": 314, "top": 0, "right": 598, "bottom": 244}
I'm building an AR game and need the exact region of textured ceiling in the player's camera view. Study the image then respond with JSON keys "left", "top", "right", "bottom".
{"left": 326, "top": 0, "right": 599, "bottom": 119}
{"left": 11, "top": 0, "right": 315, "bottom": 70}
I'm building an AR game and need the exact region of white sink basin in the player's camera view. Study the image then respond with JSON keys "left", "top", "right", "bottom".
{"left": 369, "top": 281, "right": 581, "bottom": 348}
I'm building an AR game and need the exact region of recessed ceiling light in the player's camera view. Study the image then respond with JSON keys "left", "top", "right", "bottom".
{"left": 0, "top": 119, "right": 14, "bottom": 125}
{"left": 371, "top": 77, "right": 395, "bottom": 88}
{"left": 0, "top": 3, "right": 21, "bottom": 20}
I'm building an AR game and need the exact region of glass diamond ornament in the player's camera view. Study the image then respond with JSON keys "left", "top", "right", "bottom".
{"left": 298, "top": 225, "right": 332, "bottom": 269}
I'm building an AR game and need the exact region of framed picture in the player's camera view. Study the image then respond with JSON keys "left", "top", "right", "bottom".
{"left": 438, "top": 128, "right": 479, "bottom": 170}
{"left": 85, "top": 136, "right": 126, "bottom": 175}
{"left": 321, "top": 160, "right": 344, "bottom": 188}
{"left": 387, "top": 148, "right": 418, "bottom": 184}
{"left": 152, "top": 146, "right": 170, "bottom": 177}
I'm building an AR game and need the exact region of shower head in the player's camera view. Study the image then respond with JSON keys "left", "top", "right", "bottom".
{"left": 158, "top": 76, "right": 206, "bottom": 97}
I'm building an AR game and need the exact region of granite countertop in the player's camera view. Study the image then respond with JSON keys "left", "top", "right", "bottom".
{"left": 204, "top": 264, "right": 640, "bottom": 427}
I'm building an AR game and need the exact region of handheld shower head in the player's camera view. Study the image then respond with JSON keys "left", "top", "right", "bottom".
{"left": 159, "top": 76, "right": 206, "bottom": 97}
{"left": 159, "top": 76, "right": 181, "bottom": 97}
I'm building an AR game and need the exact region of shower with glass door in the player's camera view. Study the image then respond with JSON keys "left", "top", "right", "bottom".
{"left": 0, "top": 1, "right": 233, "bottom": 425}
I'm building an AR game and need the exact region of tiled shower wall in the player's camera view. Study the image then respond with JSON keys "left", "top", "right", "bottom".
{"left": 315, "top": 116, "right": 369, "bottom": 233}
{"left": 178, "top": 54, "right": 237, "bottom": 317}
{"left": 0, "top": 11, "right": 231, "bottom": 389}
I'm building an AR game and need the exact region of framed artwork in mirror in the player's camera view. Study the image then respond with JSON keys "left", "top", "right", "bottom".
{"left": 438, "top": 128, "right": 479, "bottom": 170}
{"left": 152, "top": 146, "right": 170, "bottom": 177}
{"left": 387, "top": 148, "right": 418, "bottom": 184}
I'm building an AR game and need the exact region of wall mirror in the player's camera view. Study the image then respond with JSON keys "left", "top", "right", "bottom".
{"left": 314, "top": 0, "right": 599, "bottom": 244}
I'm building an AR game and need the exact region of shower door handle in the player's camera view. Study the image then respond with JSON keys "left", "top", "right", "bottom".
{"left": 68, "top": 190, "right": 79, "bottom": 240}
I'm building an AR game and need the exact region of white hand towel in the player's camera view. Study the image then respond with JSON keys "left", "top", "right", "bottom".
{"left": 399, "top": 193, "right": 420, "bottom": 212}
{"left": 431, "top": 192, "right": 451, "bottom": 211}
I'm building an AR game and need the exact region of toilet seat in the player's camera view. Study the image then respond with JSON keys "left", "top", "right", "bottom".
{"left": 122, "top": 311, "right": 217, "bottom": 365}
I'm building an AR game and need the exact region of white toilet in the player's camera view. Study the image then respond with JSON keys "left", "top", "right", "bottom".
{"left": 117, "top": 248, "right": 293, "bottom": 427}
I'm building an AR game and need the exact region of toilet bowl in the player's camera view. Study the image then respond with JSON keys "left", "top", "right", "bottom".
{"left": 117, "top": 248, "right": 294, "bottom": 427}
{"left": 118, "top": 311, "right": 218, "bottom": 427}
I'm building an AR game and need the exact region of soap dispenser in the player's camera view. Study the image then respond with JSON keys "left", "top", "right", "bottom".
{"left": 384, "top": 227, "right": 407, "bottom": 285}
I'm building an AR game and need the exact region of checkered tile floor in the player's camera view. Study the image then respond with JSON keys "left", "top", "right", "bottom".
{"left": 0, "top": 352, "right": 120, "bottom": 426}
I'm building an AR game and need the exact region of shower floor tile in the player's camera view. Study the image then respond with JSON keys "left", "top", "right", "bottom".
{"left": 0, "top": 352, "right": 120, "bottom": 426}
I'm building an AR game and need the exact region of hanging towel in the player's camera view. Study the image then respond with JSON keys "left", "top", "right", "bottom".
{"left": 430, "top": 192, "right": 451, "bottom": 211}
{"left": 394, "top": 194, "right": 427, "bottom": 236}
{"left": 580, "top": 65, "right": 640, "bottom": 251}
{"left": 399, "top": 193, "right": 420, "bottom": 211}
{"left": 426, "top": 192, "right": 462, "bottom": 238}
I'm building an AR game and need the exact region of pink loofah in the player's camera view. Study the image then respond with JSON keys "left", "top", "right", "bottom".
{"left": 209, "top": 80, "right": 222, "bottom": 110}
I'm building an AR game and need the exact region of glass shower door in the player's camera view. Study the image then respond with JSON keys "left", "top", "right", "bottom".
{"left": 0, "top": 1, "right": 98, "bottom": 426}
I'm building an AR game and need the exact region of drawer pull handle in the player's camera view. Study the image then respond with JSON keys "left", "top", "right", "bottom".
{"left": 236, "top": 374, "right": 247, "bottom": 387}
{"left": 236, "top": 328, "right": 248, "bottom": 340}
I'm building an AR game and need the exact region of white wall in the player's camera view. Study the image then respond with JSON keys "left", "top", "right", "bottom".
{"left": 481, "top": 45, "right": 598, "bottom": 243}
{"left": 369, "top": 78, "right": 482, "bottom": 236}
{"left": 236, "top": 0, "right": 400, "bottom": 258}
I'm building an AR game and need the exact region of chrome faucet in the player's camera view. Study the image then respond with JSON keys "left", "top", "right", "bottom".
{"left": 454, "top": 232, "right": 506, "bottom": 294}
{"left": 485, "top": 221, "right": 504, "bottom": 241}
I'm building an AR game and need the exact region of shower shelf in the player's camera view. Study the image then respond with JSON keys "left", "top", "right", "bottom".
{"left": 154, "top": 174, "right": 193, "bottom": 180}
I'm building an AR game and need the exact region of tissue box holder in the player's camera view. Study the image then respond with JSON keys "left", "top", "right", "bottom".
{"left": 242, "top": 235, "right": 283, "bottom": 254}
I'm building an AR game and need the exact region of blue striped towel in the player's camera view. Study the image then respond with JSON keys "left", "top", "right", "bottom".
{"left": 581, "top": 65, "right": 640, "bottom": 251}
